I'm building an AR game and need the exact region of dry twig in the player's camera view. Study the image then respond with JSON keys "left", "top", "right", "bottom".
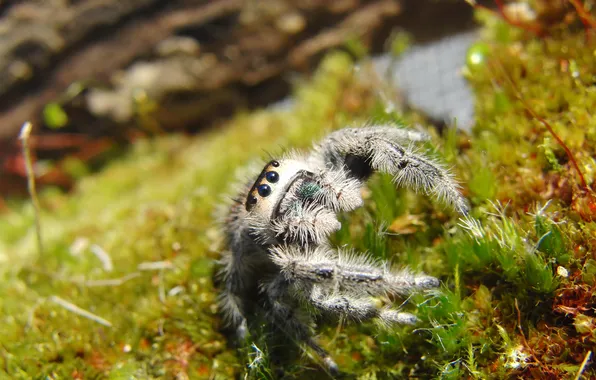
{"left": 49, "top": 295, "right": 112, "bottom": 327}
{"left": 19, "top": 122, "right": 44, "bottom": 256}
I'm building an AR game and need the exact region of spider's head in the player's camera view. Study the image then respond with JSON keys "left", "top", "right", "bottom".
{"left": 245, "top": 159, "right": 311, "bottom": 218}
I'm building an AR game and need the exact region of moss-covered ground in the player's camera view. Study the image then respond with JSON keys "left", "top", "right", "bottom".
{"left": 1, "top": 9, "right": 595, "bottom": 379}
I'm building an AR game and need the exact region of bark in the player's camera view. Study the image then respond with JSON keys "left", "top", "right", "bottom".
{"left": 0, "top": 0, "right": 402, "bottom": 141}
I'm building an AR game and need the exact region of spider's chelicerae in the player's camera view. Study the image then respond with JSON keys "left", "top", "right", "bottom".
{"left": 217, "top": 125, "right": 468, "bottom": 374}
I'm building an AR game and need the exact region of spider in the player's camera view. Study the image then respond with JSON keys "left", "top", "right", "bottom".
{"left": 217, "top": 125, "right": 468, "bottom": 374}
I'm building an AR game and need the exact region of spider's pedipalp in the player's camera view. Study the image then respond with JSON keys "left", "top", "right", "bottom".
{"left": 310, "top": 167, "right": 364, "bottom": 212}
{"left": 248, "top": 203, "right": 341, "bottom": 246}
{"left": 274, "top": 204, "right": 341, "bottom": 246}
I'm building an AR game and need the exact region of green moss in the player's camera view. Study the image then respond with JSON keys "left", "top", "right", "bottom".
{"left": 2, "top": 9, "right": 596, "bottom": 379}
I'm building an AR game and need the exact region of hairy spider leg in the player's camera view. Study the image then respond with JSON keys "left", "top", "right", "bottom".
{"left": 271, "top": 245, "right": 439, "bottom": 297}
{"left": 314, "top": 126, "right": 469, "bottom": 215}
{"left": 263, "top": 276, "right": 340, "bottom": 375}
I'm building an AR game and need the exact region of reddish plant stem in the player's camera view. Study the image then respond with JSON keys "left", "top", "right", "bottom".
{"left": 487, "top": 0, "right": 592, "bottom": 189}
{"left": 567, "top": 0, "right": 596, "bottom": 29}
{"left": 524, "top": 104, "right": 589, "bottom": 190}
{"left": 568, "top": 0, "right": 596, "bottom": 41}
{"left": 492, "top": 60, "right": 589, "bottom": 190}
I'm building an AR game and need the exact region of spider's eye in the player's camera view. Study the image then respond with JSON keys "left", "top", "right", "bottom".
{"left": 271, "top": 160, "right": 280, "bottom": 167}
{"left": 257, "top": 184, "right": 272, "bottom": 197}
{"left": 265, "top": 171, "right": 279, "bottom": 183}
{"left": 247, "top": 195, "right": 257, "bottom": 206}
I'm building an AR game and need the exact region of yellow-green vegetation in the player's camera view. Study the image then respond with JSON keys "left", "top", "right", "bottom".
{"left": 1, "top": 11, "right": 595, "bottom": 379}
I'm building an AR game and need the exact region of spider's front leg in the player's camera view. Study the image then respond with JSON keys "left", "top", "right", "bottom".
{"left": 270, "top": 243, "right": 438, "bottom": 325}
{"left": 313, "top": 126, "right": 469, "bottom": 215}
{"left": 271, "top": 245, "right": 439, "bottom": 297}
{"left": 308, "top": 285, "right": 420, "bottom": 326}
{"left": 263, "top": 243, "right": 433, "bottom": 374}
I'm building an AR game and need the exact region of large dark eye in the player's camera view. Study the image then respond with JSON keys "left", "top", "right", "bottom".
{"left": 257, "top": 184, "right": 272, "bottom": 197}
{"left": 265, "top": 171, "right": 279, "bottom": 183}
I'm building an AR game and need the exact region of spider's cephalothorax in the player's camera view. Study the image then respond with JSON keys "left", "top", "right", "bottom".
{"left": 217, "top": 126, "right": 469, "bottom": 374}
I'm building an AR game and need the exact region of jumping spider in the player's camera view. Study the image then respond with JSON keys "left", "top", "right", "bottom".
{"left": 217, "top": 126, "right": 468, "bottom": 374}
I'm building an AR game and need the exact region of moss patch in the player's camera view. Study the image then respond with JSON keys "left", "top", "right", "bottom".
{"left": 1, "top": 11, "right": 595, "bottom": 379}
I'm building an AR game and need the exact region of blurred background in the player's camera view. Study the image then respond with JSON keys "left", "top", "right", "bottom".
{"left": 0, "top": 0, "right": 494, "bottom": 200}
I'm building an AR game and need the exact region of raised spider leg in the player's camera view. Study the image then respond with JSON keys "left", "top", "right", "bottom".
{"left": 263, "top": 276, "right": 340, "bottom": 375}
{"left": 314, "top": 126, "right": 469, "bottom": 215}
{"left": 270, "top": 245, "right": 440, "bottom": 297}
{"left": 309, "top": 285, "right": 419, "bottom": 326}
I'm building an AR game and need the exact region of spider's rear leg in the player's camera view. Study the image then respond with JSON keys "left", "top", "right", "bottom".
{"left": 263, "top": 276, "right": 340, "bottom": 375}
{"left": 314, "top": 126, "right": 469, "bottom": 215}
{"left": 218, "top": 288, "right": 249, "bottom": 340}
{"left": 216, "top": 253, "right": 251, "bottom": 341}
{"left": 271, "top": 245, "right": 440, "bottom": 297}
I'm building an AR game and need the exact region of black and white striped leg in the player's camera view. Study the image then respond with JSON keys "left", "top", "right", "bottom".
{"left": 270, "top": 245, "right": 440, "bottom": 297}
